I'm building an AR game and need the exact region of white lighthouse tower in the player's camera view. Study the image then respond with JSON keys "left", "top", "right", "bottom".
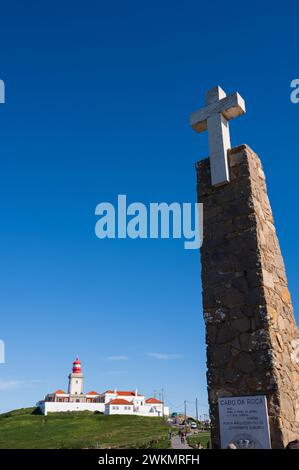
{"left": 68, "top": 357, "right": 84, "bottom": 395}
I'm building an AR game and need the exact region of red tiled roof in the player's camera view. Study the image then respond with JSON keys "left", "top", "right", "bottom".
{"left": 54, "top": 389, "right": 66, "bottom": 395}
{"left": 108, "top": 398, "right": 132, "bottom": 405}
{"left": 145, "top": 398, "right": 162, "bottom": 404}
{"left": 86, "top": 391, "right": 99, "bottom": 395}
{"left": 105, "top": 390, "right": 142, "bottom": 396}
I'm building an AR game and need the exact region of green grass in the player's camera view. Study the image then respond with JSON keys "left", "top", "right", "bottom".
{"left": 0, "top": 408, "right": 170, "bottom": 449}
{"left": 187, "top": 432, "right": 211, "bottom": 449}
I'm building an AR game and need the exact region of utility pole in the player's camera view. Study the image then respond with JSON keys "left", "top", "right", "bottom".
{"left": 184, "top": 400, "right": 187, "bottom": 422}
{"left": 195, "top": 397, "right": 198, "bottom": 423}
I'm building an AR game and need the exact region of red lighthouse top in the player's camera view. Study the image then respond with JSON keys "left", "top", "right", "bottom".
{"left": 72, "top": 357, "right": 82, "bottom": 374}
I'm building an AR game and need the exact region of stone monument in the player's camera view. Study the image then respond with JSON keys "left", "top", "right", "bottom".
{"left": 191, "top": 86, "right": 299, "bottom": 449}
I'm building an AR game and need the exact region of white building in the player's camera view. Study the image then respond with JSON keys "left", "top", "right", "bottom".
{"left": 105, "top": 397, "right": 166, "bottom": 416}
{"left": 37, "top": 358, "right": 169, "bottom": 417}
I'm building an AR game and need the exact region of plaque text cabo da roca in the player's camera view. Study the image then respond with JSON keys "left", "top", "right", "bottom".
{"left": 218, "top": 395, "right": 271, "bottom": 449}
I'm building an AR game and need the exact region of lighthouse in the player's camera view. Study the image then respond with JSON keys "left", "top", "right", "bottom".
{"left": 68, "top": 357, "right": 84, "bottom": 395}
{"left": 38, "top": 357, "right": 170, "bottom": 416}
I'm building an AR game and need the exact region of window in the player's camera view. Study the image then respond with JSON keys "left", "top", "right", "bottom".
{"left": 76, "top": 399, "right": 80, "bottom": 403}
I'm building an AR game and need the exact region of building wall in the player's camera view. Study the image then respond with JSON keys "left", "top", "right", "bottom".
{"left": 38, "top": 400, "right": 169, "bottom": 417}
{"left": 103, "top": 404, "right": 170, "bottom": 417}
{"left": 40, "top": 401, "right": 105, "bottom": 415}
{"left": 98, "top": 392, "right": 145, "bottom": 405}
{"left": 136, "top": 405, "right": 170, "bottom": 417}
{"left": 105, "top": 405, "right": 133, "bottom": 415}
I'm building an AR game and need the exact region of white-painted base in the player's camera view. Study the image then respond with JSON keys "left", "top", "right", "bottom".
{"left": 37, "top": 401, "right": 170, "bottom": 417}
{"left": 38, "top": 401, "right": 105, "bottom": 416}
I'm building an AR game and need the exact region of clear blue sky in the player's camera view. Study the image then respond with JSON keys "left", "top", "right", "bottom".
{"left": 0, "top": 1, "right": 298, "bottom": 416}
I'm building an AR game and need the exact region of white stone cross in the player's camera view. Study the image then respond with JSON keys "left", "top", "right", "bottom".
{"left": 190, "top": 86, "right": 246, "bottom": 186}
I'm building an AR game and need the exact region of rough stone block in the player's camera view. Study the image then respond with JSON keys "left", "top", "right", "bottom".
{"left": 197, "top": 144, "right": 299, "bottom": 448}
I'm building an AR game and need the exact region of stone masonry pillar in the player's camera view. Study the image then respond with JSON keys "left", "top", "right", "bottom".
{"left": 197, "top": 144, "right": 299, "bottom": 449}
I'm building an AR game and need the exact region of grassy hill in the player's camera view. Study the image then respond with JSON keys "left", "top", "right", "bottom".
{"left": 0, "top": 408, "right": 170, "bottom": 449}
{"left": 187, "top": 432, "right": 211, "bottom": 449}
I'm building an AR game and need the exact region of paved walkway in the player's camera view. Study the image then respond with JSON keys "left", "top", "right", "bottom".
{"left": 171, "top": 434, "right": 192, "bottom": 449}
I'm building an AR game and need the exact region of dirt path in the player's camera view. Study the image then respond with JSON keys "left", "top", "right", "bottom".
{"left": 171, "top": 434, "right": 192, "bottom": 449}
